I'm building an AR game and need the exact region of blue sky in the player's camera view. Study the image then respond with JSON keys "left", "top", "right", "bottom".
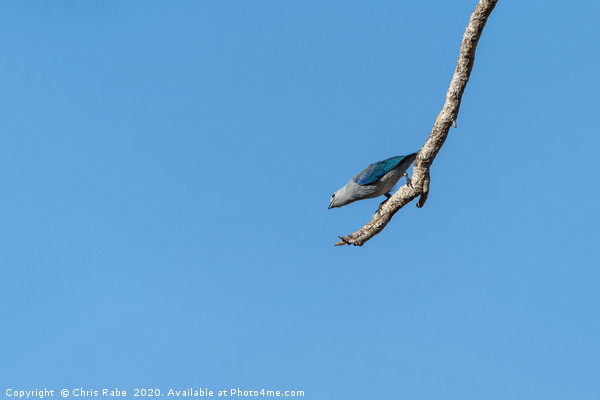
{"left": 1, "top": 1, "right": 599, "bottom": 399}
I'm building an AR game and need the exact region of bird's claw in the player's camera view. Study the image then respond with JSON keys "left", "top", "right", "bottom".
{"left": 403, "top": 172, "right": 412, "bottom": 188}
{"left": 376, "top": 199, "right": 388, "bottom": 215}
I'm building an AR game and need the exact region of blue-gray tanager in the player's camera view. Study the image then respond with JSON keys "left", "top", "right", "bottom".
{"left": 329, "top": 153, "right": 418, "bottom": 209}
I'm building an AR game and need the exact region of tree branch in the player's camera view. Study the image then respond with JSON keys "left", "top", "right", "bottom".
{"left": 335, "top": 0, "right": 498, "bottom": 246}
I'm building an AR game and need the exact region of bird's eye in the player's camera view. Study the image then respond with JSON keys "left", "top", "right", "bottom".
{"left": 331, "top": 194, "right": 335, "bottom": 198}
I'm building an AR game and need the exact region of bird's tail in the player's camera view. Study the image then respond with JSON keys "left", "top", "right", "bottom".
{"left": 406, "top": 152, "right": 418, "bottom": 164}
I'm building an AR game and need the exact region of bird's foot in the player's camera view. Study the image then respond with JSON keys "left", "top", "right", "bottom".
{"left": 403, "top": 172, "right": 412, "bottom": 188}
{"left": 376, "top": 199, "right": 388, "bottom": 214}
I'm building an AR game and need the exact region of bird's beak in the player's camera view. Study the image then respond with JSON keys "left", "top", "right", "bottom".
{"left": 328, "top": 203, "right": 333, "bottom": 209}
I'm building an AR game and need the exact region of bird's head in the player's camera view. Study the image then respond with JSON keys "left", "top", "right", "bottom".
{"left": 328, "top": 193, "right": 339, "bottom": 209}
{"left": 328, "top": 186, "right": 352, "bottom": 209}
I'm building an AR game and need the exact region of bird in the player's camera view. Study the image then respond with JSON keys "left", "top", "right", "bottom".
{"left": 329, "top": 153, "right": 418, "bottom": 209}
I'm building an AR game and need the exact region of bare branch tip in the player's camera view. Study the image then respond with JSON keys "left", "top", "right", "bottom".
{"left": 335, "top": 236, "right": 350, "bottom": 246}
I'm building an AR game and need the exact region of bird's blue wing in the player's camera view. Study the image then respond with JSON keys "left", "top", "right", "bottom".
{"left": 354, "top": 156, "right": 407, "bottom": 185}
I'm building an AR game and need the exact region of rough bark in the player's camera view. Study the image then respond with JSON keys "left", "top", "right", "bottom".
{"left": 335, "top": 0, "right": 498, "bottom": 246}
